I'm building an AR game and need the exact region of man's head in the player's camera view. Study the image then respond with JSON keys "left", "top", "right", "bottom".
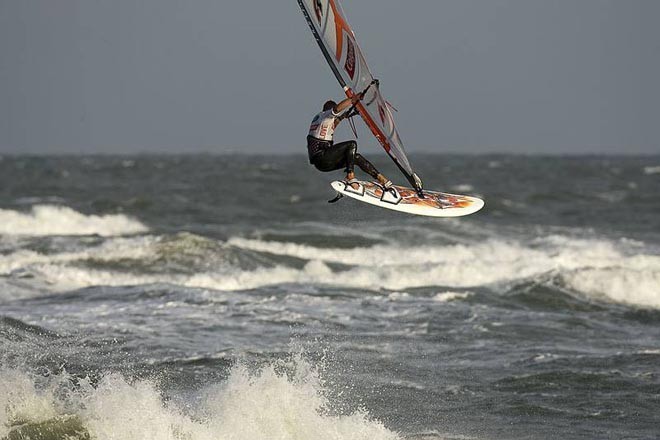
{"left": 323, "top": 100, "right": 337, "bottom": 112}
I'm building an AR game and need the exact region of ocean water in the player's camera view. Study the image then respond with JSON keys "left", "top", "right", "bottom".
{"left": 0, "top": 154, "right": 659, "bottom": 440}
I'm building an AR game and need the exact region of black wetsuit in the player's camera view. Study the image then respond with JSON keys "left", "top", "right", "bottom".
{"left": 306, "top": 104, "right": 381, "bottom": 179}
{"left": 307, "top": 136, "right": 380, "bottom": 179}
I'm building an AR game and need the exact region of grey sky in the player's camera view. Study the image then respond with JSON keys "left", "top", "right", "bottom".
{"left": 1, "top": 0, "right": 658, "bottom": 154}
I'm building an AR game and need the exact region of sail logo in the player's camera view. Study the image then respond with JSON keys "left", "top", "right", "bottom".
{"left": 344, "top": 37, "right": 356, "bottom": 79}
{"left": 314, "top": 0, "right": 323, "bottom": 24}
{"left": 378, "top": 102, "right": 387, "bottom": 126}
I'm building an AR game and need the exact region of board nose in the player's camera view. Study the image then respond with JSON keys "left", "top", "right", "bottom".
{"left": 330, "top": 181, "right": 344, "bottom": 191}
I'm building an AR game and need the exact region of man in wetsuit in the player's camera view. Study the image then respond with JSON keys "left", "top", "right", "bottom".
{"left": 307, "top": 92, "right": 392, "bottom": 189}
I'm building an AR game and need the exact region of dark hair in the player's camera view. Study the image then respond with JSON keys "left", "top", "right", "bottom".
{"left": 323, "top": 100, "right": 337, "bottom": 111}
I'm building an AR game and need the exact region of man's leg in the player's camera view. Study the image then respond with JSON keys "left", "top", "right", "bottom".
{"left": 353, "top": 152, "right": 391, "bottom": 187}
{"left": 332, "top": 141, "right": 383, "bottom": 180}
{"left": 353, "top": 153, "right": 380, "bottom": 180}
{"left": 312, "top": 142, "right": 352, "bottom": 172}
{"left": 333, "top": 141, "right": 358, "bottom": 181}
{"left": 313, "top": 141, "right": 391, "bottom": 187}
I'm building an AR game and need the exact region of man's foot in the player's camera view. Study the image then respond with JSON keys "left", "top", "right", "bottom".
{"left": 376, "top": 174, "right": 392, "bottom": 189}
{"left": 345, "top": 173, "right": 360, "bottom": 190}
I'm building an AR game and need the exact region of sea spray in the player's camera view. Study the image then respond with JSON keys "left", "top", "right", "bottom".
{"left": 201, "top": 353, "right": 398, "bottom": 440}
{"left": 0, "top": 369, "right": 59, "bottom": 432}
{"left": 0, "top": 354, "right": 399, "bottom": 440}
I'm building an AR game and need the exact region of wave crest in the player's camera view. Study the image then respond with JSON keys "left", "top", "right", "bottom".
{"left": 0, "top": 205, "right": 148, "bottom": 237}
{"left": 2, "top": 231, "right": 660, "bottom": 310}
{"left": 0, "top": 355, "right": 398, "bottom": 440}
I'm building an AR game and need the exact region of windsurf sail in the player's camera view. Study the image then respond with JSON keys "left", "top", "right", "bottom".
{"left": 297, "top": 0, "right": 424, "bottom": 194}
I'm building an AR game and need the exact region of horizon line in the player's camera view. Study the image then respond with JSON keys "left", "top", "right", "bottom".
{"left": 1, "top": 150, "right": 659, "bottom": 158}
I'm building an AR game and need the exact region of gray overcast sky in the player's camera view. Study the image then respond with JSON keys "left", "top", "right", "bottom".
{"left": 1, "top": 0, "right": 659, "bottom": 154}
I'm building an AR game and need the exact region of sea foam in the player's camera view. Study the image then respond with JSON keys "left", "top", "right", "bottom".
{"left": 0, "top": 355, "right": 399, "bottom": 440}
{"left": 2, "top": 232, "right": 659, "bottom": 310}
{"left": 0, "top": 205, "right": 148, "bottom": 237}
{"left": 643, "top": 165, "right": 660, "bottom": 175}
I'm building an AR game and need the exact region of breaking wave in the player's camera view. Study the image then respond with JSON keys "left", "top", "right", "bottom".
{"left": 643, "top": 165, "right": 660, "bottom": 175}
{"left": 561, "top": 266, "right": 660, "bottom": 309}
{"left": 0, "top": 355, "right": 398, "bottom": 440}
{"left": 1, "top": 232, "right": 659, "bottom": 310}
{"left": 0, "top": 205, "right": 148, "bottom": 237}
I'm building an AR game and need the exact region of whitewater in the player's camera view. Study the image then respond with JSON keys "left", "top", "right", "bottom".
{"left": 1, "top": 154, "right": 659, "bottom": 439}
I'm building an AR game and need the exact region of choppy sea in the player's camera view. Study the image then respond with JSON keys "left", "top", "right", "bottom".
{"left": 1, "top": 154, "right": 659, "bottom": 440}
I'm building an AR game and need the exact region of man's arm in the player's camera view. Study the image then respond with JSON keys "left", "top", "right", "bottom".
{"left": 332, "top": 92, "right": 364, "bottom": 128}
{"left": 334, "top": 92, "right": 364, "bottom": 114}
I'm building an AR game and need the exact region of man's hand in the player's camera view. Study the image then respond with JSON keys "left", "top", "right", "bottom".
{"left": 352, "top": 79, "right": 378, "bottom": 103}
{"left": 350, "top": 92, "right": 364, "bottom": 104}
{"left": 336, "top": 83, "right": 373, "bottom": 114}
{"left": 335, "top": 95, "right": 358, "bottom": 113}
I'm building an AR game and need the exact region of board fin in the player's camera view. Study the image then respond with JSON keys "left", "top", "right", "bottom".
{"left": 328, "top": 192, "right": 343, "bottom": 203}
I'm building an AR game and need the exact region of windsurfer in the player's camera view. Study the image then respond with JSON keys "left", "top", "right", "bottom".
{"left": 307, "top": 93, "right": 392, "bottom": 189}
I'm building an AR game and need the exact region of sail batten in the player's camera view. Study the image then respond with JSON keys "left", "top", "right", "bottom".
{"left": 297, "top": 0, "right": 422, "bottom": 193}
